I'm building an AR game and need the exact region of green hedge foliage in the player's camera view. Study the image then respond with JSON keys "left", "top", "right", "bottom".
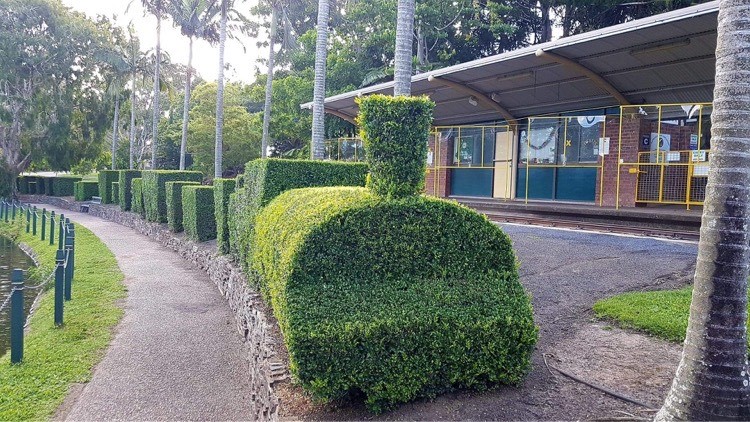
{"left": 228, "top": 159, "right": 368, "bottom": 266}
{"left": 142, "top": 170, "right": 203, "bottom": 223}
{"left": 356, "top": 94, "right": 434, "bottom": 198}
{"left": 213, "top": 178, "right": 236, "bottom": 254}
{"left": 118, "top": 170, "right": 142, "bottom": 211}
{"left": 131, "top": 178, "right": 144, "bottom": 216}
{"left": 97, "top": 171, "right": 119, "bottom": 204}
{"left": 253, "top": 186, "right": 537, "bottom": 412}
{"left": 111, "top": 182, "right": 120, "bottom": 204}
{"left": 50, "top": 176, "right": 82, "bottom": 197}
{"left": 165, "top": 181, "right": 200, "bottom": 232}
{"left": 35, "top": 177, "right": 46, "bottom": 195}
{"left": 74, "top": 181, "right": 99, "bottom": 201}
{"left": 17, "top": 176, "right": 32, "bottom": 194}
{"left": 182, "top": 186, "right": 216, "bottom": 241}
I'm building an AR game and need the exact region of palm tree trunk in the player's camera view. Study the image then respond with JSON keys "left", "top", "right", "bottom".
{"left": 215, "top": 0, "right": 227, "bottom": 179}
{"left": 310, "top": 0, "right": 329, "bottom": 160}
{"left": 655, "top": 1, "right": 750, "bottom": 419}
{"left": 393, "top": 0, "right": 415, "bottom": 96}
{"left": 261, "top": 4, "right": 278, "bottom": 159}
{"left": 130, "top": 68, "right": 136, "bottom": 170}
{"left": 180, "top": 36, "right": 193, "bottom": 170}
{"left": 112, "top": 94, "right": 120, "bottom": 170}
{"left": 151, "top": 1, "right": 162, "bottom": 170}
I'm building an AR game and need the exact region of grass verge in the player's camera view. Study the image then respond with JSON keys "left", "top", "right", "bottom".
{"left": 0, "top": 220, "right": 125, "bottom": 420}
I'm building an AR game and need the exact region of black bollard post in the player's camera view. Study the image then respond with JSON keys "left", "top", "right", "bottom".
{"left": 10, "top": 269, "right": 24, "bottom": 364}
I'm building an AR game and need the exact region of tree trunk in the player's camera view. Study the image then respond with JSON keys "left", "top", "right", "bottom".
{"left": 311, "top": 0, "right": 330, "bottom": 160}
{"left": 151, "top": 2, "right": 162, "bottom": 170}
{"left": 112, "top": 94, "right": 120, "bottom": 170}
{"left": 655, "top": 1, "right": 750, "bottom": 419}
{"left": 540, "top": 1, "right": 552, "bottom": 43}
{"left": 130, "top": 65, "right": 136, "bottom": 170}
{"left": 261, "top": 5, "right": 278, "bottom": 159}
{"left": 215, "top": 0, "right": 227, "bottom": 179}
{"left": 393, "top": 0, "right": 415, "bottom": 96}
{"left": 180, "top": 36, "right": 194, "bottom": 170}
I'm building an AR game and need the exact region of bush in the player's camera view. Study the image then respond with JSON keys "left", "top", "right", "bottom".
{"left": 131, "top": 178, "right": 144, "bottom": 216}
{"left": 182, "top": 186, "right": 216, "bottom": 241}
{"left": 35, "top": 177, "right": 46, "bottom": 195}
{"left": 118, "top": 170, "right": 142, "bottom": 211}
{"left": 97, "top": 171, "right": 119, "bottom": 204}
{"left": 49, "top": 176, "right": 82, "bottom": 197}
{"left": 228, "top": 159, "right": 368, "bottom": 264}
{"left": 111, "top": 182, "right": 119, "bottom": 204}
{"left": 213, "top": 178, "right": 236, "bottom": 254}
{"left": 253, "top": 187, "right": 537, "bottom": 412}
{"left": 142, "top": 170, "right": 203, "bottom": 223}
{"left": 165, "top": 181, "right": 200, "bottom": 232}
{"left": 17, "top": 176, "right": 30, "bottom": 195}
{"left": 74, "top": 181, "right": 99, "bottom": 201}
{"left": 356, "top": 94, "right": 434, "bottom": 198}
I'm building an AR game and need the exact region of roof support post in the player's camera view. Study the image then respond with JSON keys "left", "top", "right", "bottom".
{"left": 427, "top": 75, "right": 517, "bottom": 125}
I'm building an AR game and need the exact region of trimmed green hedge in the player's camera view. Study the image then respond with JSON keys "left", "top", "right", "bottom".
{"left": 252, "top": 187, "right": 537, "bottom": 411}
{"left": 45, "top": 176, "right": 82, "bottom": 197}
{"left": 74, "top": 181, "right": 99, "bottom": 201}
{"left": 131, "top": 178, "right": 144, "bottom": 216}
{"left": 118, "top": 170, "right": 142, "bottom": 211}
{"left": 97, "top": 171, "right": 119, "bottom": 204}
{"left": 142, "top": 170, "right": 203, "bottom": 223}
{"left": 228, "top": 159, "right": 368, "bottom": 266}
{"left": 356, "top": 94, "right": 434, "bottom": 198}
{"left": 213, "top": 178, "right": 236, "bottom": 254}
{"left": 182, "top": 186, "right": 216, "bottom": 241}
{"left": 17, "top": 176, "right": 32, "bottom": 194}
{"left": 165, "top": 181, "right": 200, "bottom": 232}
{"left": 35, "top": 177, "right": 46, "bottom": 195}
{"left": 111, "top": 182, "right": 119, "bottom": 205}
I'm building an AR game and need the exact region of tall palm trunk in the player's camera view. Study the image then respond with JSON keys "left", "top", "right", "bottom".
{"left": 130, "top": 67, "right": 136, "bottom": 169}
{"left": 112, "top": 94, "right": 120, "bottom": 170}
{"left": 393, "top": 0, "right": 415, "bottom": 96}
{"left": 151, "top": 0, "right": 162, "bottom": 169}
{"left": 655, "top": 1, "right": 750, "bottom": 419}
{"left": 310, "top": 0, "right": 330, "bottom": 160}
{"left": 180, "top": 36, "right": 194, "bottom": 170}
{"left": 215, "top": 0, "right": 227, "bottom": 179}
{"left": 261, "top": 5, "right": 278, "bottom": 159}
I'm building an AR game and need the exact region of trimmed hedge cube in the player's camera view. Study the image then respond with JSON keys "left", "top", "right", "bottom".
{"left": 182, "top": 185, "right": 216, "bottom": 241}
{"left": 35, "top": 177, "right": 46, "bottom": 195}
{"left": 118, "top": 170, "right": 142, "bottom": 211}
{"left": 98, "top": 171, "right": 119, "bottom": 204}
{"left": 74, "top": 181, "right": 99, "bottom": 201}
{"left": 49, "top": 176, "right": 82, "bottom": 197}
{"left": 111, "top": 182, "right": 119, "bottom": 204}
{"left": 142, "top": 170, "right": 203, "bottom": 223}
{"left": 213, "top": 178, "right": 236, "bottom": 254}
{"left": 131, "top": 178, "right": 145, "bottom": 216}
{"left": 165, "top": 181, "right": 200, "bottom": 232}
{"left": 17, "top": 176, "right": 30, "bottom": 194}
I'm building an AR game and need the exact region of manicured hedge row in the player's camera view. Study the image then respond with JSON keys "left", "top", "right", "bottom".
{"left": 165, "top": 181, "right": 200, "bottom": 232}
{"left": 17, "top": 176, "right": 32, "bottom": 194}
{"left": 142, "top": 170, "right": 203, "bottom": 223}
{"left": 98, "top": 171, "right": 119, "bottom": 204}
{"left": 131, "top": 178, "right": 144, "bottom": 216}
{"left": 112, "top": 182, "right": 119, "bottom": 206}
{"left": 74, "top": 181, "right": 99, "bottom": 201}
{"left": 48, "top": 176, "right": 82, "bottom": 197}
{"left": 182, "top": 186, "right": 216, "bottom": 241}
{"left": 252, "top": 186, "right": 537, "bottom": 412}
{"left": 213, "top": 178, "right": 236, "bottom": 254}
{"left": 228, "top": 159, "right": 368, "bottom": 266}
{"left": 118, "top": 170, "right": 142, "bottom": 211}
{"left": 34, "top": 177, "right": 46, "bottom": 195}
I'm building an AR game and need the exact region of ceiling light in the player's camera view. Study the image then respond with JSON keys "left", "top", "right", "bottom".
{"left": 468, "top": 96, "right": 478, "bottom": 107}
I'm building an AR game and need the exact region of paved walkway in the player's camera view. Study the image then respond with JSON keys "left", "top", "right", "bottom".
{"left": 38, "top": 205, "right": 253, "bottom": 421}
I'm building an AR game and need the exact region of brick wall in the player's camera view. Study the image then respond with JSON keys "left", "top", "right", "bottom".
{"left": 596, "top": 116, "right": 643, "bottom": 207}
{"left": 425, "top": 134, "right": 453, "bottom": 198}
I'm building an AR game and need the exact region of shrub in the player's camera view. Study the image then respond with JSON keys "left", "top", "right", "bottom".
{"left": 97, "top": 171, "right": 119, "bottom": 204}
{"left": 213, "top": 178, "right": 236, "bottom": 254}
{"left": 74, "top": 181, "right": 99, "bottom": 201}
{"left": 17, "top": 176, "right": 30, "bottom": 195}
{"left": 49, "top": 176, "right": 82, "bottom": 197}
{"left": 182, "top": 186, "right": 216, "bottom": 241}
{"left": 356, "top": 94, "right": 434, "bottom": 198}
{"left": 228, "top": 159, "right": 368, "bottom": 264}
{"left": 118, "top": 170, "right": 142, "bottom": 211}
{"left": 165, "top": 181, "right": 200, "bottom": 232}
{"left": 142, "top": 170, "right": 203, "bottom": 223}
{"left": 111, "top": 182, "right": 119, "bottom": 204}
{"left": 253, "top": 187, "right": 537, "bottom": 412}
{"left": 35, "top": 177, "right": 46, "bottom": 195}
{"left": 131, "top": 178, "right": 144, "bottom": 216}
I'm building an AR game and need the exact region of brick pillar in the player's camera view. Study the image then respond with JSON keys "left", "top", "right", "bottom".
{"left": 596, "top": 115, "right": 643, "bottom": 208}
{"left": 425, "top": 134, "right": 452, "bottom": 198}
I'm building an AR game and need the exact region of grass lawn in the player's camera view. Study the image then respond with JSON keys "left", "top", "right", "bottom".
{"left": 0, "top": 219, "right": 125, "bottom": 420}
{"left": 594, "top": 287, "right": 750, "bottom": 350}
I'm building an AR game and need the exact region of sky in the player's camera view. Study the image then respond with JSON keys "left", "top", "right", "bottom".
{"left": 62, "top": 0, "right": 265, "bottom": 84}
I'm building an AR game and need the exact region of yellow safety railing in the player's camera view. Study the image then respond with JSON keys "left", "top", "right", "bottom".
{"left": 323, "top": 137, "right": 365, "bottom": 162}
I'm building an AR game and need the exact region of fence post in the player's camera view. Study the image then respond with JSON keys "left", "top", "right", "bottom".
{"left": 25, "top": 207, "right": 30, "bottom": 233}
{"left": 0, "top": 200, "right": 4, "bottom": 220}
{"left": 68, "top": 224, "right": 75, "bottom": 283}
{"left": 55, "top": 250, "right": 65, "bottom": 326}
{"left": 32, "top": 206, "right": 37, "bottom": 236}
{"left": 11, "top": 202, "right": 16, "bottom": 220}
{"left": 49, "top": 212, "right": 55, "bottom": 246}
{"left": 41, "top": 209, "right": 46, "bottom": 241}
{"left": 64, "top": 232, "right": 73, "bottom": 301}
{"left": 58, "top": 214, "right": 65, "bottom": 250}
{"left": 10, "top": 269, "right": 24, "bottom": 364}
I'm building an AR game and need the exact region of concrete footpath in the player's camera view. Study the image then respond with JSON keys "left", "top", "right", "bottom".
{"left": 39, "top": 205, "right": 253, "bottom": 421}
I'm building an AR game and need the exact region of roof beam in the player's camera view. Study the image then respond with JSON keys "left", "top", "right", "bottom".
{"left": 535, "top": 49, "right": 631, "bottom": 105}
{"left": 427, "top": 75, "right": 517, "bottom": 125}
{"left": 324, "top": 108, "right": 357, "bottom": 124}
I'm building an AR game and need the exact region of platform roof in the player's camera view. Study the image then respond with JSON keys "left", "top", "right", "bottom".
{"left": 302, "top": 1, "right": 719, "bottom": 126}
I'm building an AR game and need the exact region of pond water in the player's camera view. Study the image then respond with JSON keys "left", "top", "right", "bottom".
{"left": 0, "top": 236, "right": 35, "bottom": 357}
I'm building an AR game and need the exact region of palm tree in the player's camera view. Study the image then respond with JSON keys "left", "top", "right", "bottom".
{"left": 655, "top": 0, "right": 750, "bottom": 419}
{"left": 106, "top": 62, "right": 129, "bottom": 171}
{"left": 166, "top": 0, "right": 221, "bottom": 170}
{"left": 215, "top": 0, "right": 228, "bottom": 178}
{"left": 310, "top": 0, "right": 329, "bottom": 160}
{"left": 393, "top": 0, "right": 415, "bottom": 96}
{"left": 261, "top": 3, "right": 278, "bottom": 159}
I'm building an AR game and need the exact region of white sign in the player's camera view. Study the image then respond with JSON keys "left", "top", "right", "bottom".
{"left": 598, "top": 137, "right": 610, "bottom": 156}
{"left": 666, "top": 151, "right": 681, "bottom": 162}
{"left": 691, "top": 150, "right": 707, "bottom": 162}
{"left": 426, "top": 151, "right": 434, "bottom": 166}
{"left": 694, "top": 164, "right": 710, "bottom": 177}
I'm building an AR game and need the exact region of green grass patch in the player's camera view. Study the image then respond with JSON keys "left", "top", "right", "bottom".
{"left": 0, "top": 220, "right": 125, "bottom": 420}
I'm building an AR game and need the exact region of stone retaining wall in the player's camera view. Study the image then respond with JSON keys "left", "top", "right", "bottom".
{"left": 22, "top": 195, "right": 287, "bottom": 420}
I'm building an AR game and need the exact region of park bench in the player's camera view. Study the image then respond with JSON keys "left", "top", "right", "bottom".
{"left": 80, "top": 196, "right": 101, "bottom": 213}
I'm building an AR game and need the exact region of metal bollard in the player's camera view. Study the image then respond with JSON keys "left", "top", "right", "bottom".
{"left": 2, "top": 201, "right": 6, "bottom": 222}
{"left": 68, "top": 224, "right": 75, "bottom": 284}
{"left": 10, "top": 269, "right": 24, "bottom": 364}
{"left": 32, "top": 206, "right": 37, "bottom": 236}
{"left": 11, "top": 202, "right": 16, "bottom": 220}
{"left": 41, "top": 209, "right": 46, "bottom": 241}
{"left": 55, "top": 250, "right": 65, "bottom": 326}
{"left": 58, "top": 214, "right": 65, "bottom": 250}
{"left": 25, "top": 207, "right": 29, "bottom": 233}
{"left": 49, "top": 213, "right": 55, "bottom": 246}
{"left": 64, "top": 234, "right": 73, "bottom": 301}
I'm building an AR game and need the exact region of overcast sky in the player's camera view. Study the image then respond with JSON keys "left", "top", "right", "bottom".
{"left": 62, "top": 0, "right": 265, "bottom": 84}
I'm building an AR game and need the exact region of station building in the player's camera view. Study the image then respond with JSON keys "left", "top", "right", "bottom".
{"left": 304, "top": 1, "right": 719, "bottom": 211}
